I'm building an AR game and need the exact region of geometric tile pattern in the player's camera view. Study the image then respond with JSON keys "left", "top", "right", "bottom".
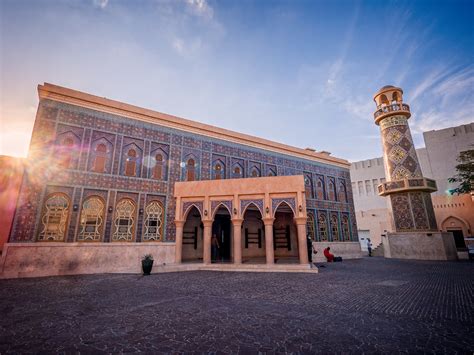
{"left": 211, "top": 200, "right": 233, "bottom": 217}
{"left": 379, "top": 111, "right": 437, "bottom": 232}
{"left": 382, "top": 122, "right": 422, "bottom": 180}
{"left": 9, "top": 98, "right": 357, "bottom": 243}
{"left": 240, "top": 199, "right": 264, "bottom": 216}
{"left": 182, "top": 201, "right": 204, "bottom": 219}
{"left": 271, "top": 198, "right": 296, "bottom": 216}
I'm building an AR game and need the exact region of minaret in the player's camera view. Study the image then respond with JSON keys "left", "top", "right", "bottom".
{"left": 373, "top": 86, "right": 457, "bottom": 260}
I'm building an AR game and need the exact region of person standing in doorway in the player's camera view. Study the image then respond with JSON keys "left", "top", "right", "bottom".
{"left": 367, "top": 238, "right": 372, "bottom": 257}
{"left": 211, "top": 233, "right": 220, "bottom": 263}
{"left": 307, "top": 236, "right": 314, "bottom": 263}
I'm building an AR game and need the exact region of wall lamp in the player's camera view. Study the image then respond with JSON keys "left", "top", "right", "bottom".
{"left": 299, "top": 205, "right": 303, "bottom": 212}
{"left": 265, "top": 206, "right": 269, "bottom": 214}
{"left": 204, "top": 209, "right": 208, "bottom": 216}
{"left": 233, "top": 208, "right": 237, "bottom": 215}
{"left": 139, "top": 208, "right": 144, "bottom": 215}
{"left": 73, "top": 204, "right": 79, "bottom": 212}
{"left": 108, "top": 206, "right": 113, "bottom": 213}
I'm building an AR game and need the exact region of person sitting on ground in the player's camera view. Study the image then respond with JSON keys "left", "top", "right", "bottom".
{"left": 323, "top": 246, "right": 334, "bottom": 262}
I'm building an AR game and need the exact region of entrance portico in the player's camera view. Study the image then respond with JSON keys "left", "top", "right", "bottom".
{"left": 174, "top": 175, "right": 310, "bottom": 267}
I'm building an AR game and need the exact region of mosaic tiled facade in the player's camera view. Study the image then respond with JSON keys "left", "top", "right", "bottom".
{"left": 9, "top": 85, "right": 358, "bottom": 245}
{"left": 374, "top": 86, "right": 437, "bottom": 232}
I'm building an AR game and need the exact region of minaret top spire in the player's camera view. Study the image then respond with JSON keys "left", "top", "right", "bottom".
{"left": 373, "top": 85, "right": 411, "bottom": 125}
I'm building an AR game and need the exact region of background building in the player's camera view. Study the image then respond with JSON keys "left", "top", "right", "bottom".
{"left": 351, "top": 123, "right": 473, "bottom": 250}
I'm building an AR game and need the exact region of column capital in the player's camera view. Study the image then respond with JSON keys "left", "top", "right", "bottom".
{"left": 262, "top": 217, "right": 275, "bottom": 226}
{"left": 174, "top": 220, "right": 185, "bottom": 228}
{"left": 231, "top": 218, "right": 244, "bottom": 226}
{"left": 202, "top": 219, "right": 213, "bottom": 227}
{"left": 293, "top": 216, "right": 307, "bottom": 225}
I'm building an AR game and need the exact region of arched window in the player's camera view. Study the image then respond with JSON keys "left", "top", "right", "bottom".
{"left": 330, "top": 214, "right": 340, "bottom": 241}
{"left": 93, "top": 143, "right": 107, "bottom": 173}
{"left": 250, "top": 167, "right": 260, "bottom": 177}
{"left": 316, "top": 178, "right": 325, "bottom": 200}
{"left": 186, "top": 158, "right": 195, "bottom": 181}
{"left": 338, "top": 181, "right": 347, "bottom": 203}
{"left": 59, "top": 137, "right": 74, "bottom": 168}
{"left": 380, "top": 94, "right": 389, "bottom": 107}
{"left": 318, "top": 213, "right": 328, "bottom": 241}
{"left": 392, "top": 92, "right": 399, "bottom": 103}
{"left": 307, "top": 212, "right": 316, "bottom": 241}
{"left": 38, "top": 193, "right": 70, "bottom": 241}
{"left": 268, "top": 168, "right": 276, "bottom": 177}
{"left": 305, "top": 176, "right": 313, "bottom": 199}
{"left": 78, "top": 196, "right": 104, "bottom": 241}
{"left": 112, "top": 199, "right": 136, "bottom": 241}
{"left": 341, "top": 215, "right": 350, "bottom": 241}
{"left": 328, "top": 179, "right": 336, "bottom": 201}
{"left": 144, "top": 201, "right": 164, "bottom": 241}
{"left": 232, "top": 164, "right": 243, "bottom": 178}
{"left": 213, "top": 161, "right": 224, "bottom": 180}
{"left": 125, "top": 149, "right": 137, "bottom": 177}
{"left": 153, "top": 154, "right": 164, "bottom": 180}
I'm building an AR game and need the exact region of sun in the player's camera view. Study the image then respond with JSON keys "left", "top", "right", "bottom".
{"left": 0, "top": 130, "right": 31, "bottom": 158}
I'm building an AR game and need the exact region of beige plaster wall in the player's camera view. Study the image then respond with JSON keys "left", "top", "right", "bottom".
{"left": 433, "top": 194, "right": 473, "bottom": 240}
{"left": 0, "top": 242, "right": 176, "bottom": 279}
{"left": 383, "top": 232, "right": 457, "bottom": 261}
{"left": 312, "top": 242, "right": 363, "bottom": 262}
{"left": 355, "top": 208, "right": 392, "bottom": 247}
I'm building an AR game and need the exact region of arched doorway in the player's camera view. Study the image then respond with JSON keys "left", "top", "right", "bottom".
{"left": 182, "top": 206, "right": 203, "bottom": 263}
{"left": 242, "top": 204, "right": 264, "bottom": 264}
{"left": 441, "top": 216, "right": 469, "bottom": 249}
{"left": 212, "top": 206, "right": 232, "bottom": 263}
{"left": 273, "top": 202, "right": 299, "bottom": 264}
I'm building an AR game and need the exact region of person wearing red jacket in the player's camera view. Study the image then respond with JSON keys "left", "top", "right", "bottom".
{"left": 323, "top": 247, "right": 335, "bottom": 262}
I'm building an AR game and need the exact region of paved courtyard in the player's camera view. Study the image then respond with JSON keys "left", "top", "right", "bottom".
{"left": 0, "top": 257, "right": 473, "bottom": 354}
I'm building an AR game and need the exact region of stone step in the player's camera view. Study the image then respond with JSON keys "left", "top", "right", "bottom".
{"left": 150, "top": 263, "right": 318, "bottom": 274}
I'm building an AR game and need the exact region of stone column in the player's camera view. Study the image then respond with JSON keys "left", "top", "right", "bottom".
{"left": 202, "top": 220, "right": 213, "bottom": 264}
{"left": 174, "top": 220, "right": 185, "bottom": 264}
{"left": 262, "top": 217, "right": 275, "bottom": 265}
{"left": 294, "top": 217, "right": 309, "bottom": 264}
{"left": 232, "top": 218, "right": 243, "bottom": 264}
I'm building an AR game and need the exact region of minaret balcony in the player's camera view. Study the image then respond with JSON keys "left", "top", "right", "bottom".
{"left": 377, "top": 177, "right": 437, "bottom": 196}
{"left": 374, "top": 103, "right": 411, "bottom": 124}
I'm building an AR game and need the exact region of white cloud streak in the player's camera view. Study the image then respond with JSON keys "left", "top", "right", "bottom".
{"left": 93, "top": 0, "right": 108, "bottom": 9}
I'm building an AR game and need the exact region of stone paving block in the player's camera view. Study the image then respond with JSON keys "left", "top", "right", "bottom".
{"left": 0, "top": 258, "right": 473, "bottom": 353}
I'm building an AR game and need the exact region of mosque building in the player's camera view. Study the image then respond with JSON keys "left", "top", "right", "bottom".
{"left": 1, "top": 83, "right": 361, "bottom": 277}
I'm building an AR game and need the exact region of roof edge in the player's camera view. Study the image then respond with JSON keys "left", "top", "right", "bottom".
{"left": 38, "top": 83, "right": 350, "bottom": 168}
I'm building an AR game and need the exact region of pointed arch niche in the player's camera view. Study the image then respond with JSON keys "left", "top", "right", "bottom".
{"left": 181, "top": 205, "right": 203, "bottom": 262}
{"left": 272, "top": 201, "right": 299, "bottom": 263}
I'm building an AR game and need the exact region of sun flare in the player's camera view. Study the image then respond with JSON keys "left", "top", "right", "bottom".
{"left": 0, "top": 131, "right": 31, "bottom": 158}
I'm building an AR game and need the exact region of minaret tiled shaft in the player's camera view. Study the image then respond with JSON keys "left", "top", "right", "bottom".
{"left": 373, "top": 86, "right": 438, "bottom": 232}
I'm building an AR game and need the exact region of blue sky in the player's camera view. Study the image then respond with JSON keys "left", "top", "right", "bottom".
{"left": 1, "top": 0, "right": 473, "bottom": 160}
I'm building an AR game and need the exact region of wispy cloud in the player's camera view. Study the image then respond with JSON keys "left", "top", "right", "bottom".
{"left": 409, "top": 65, "right": 474, "bottom": 140}
{"left": 93, "top": 0, "right": 108, "bottom": 9}
{"left": 185, "top": 0, "right": 214, "bottom": 20}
